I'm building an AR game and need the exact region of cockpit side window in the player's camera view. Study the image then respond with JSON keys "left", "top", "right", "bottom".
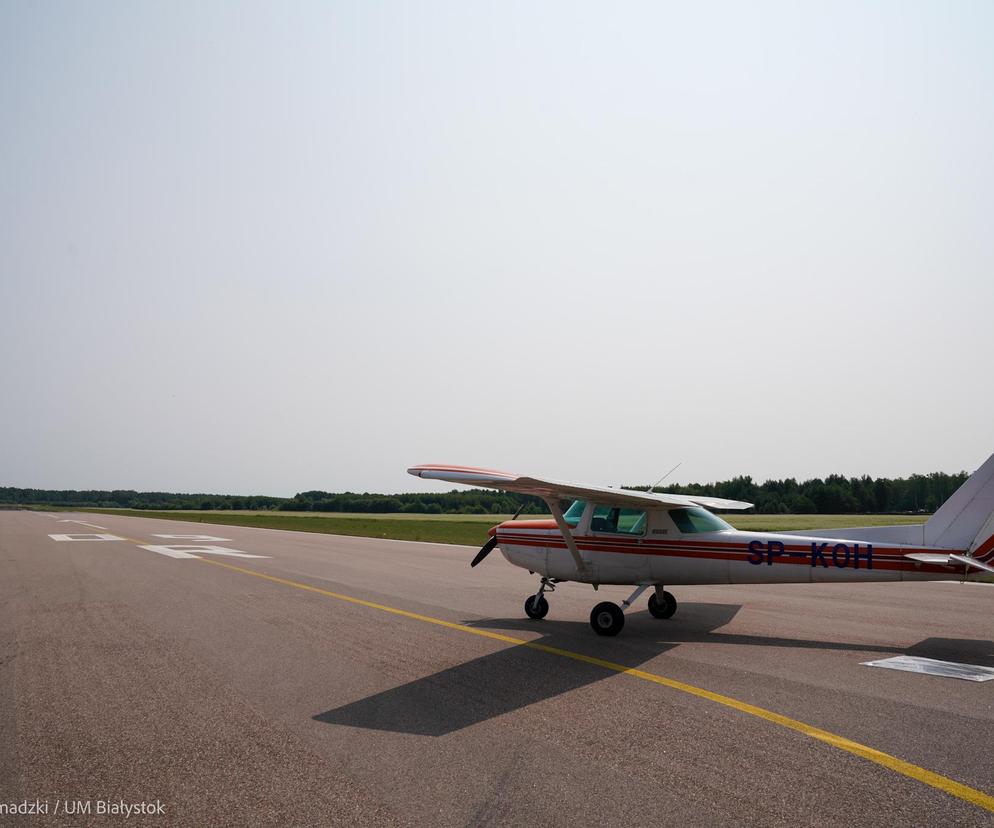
{"left": 589, "top": 505, "right": 647, "bottom": 535}
{"left": 668, "top": 507, "right": 732, "bottom": 533}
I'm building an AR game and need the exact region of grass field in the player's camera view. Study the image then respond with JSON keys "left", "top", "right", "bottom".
{"left": 101, "top": 509, "right": 516, "bottom": 522}
{"left": 77, "top": 509, "right": 504, "bottom": 545}
{"left": 74, "top": 508, "right": 930, "bottom": 547}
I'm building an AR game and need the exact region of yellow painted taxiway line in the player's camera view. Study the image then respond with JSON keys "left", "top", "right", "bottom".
{"left": 198, "top": 557, "right": 994, "bottom": 814}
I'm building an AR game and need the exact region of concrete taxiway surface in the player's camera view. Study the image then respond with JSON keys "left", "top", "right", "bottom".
{"left": 2, "top": 510, "right": 994, "bottom": 826}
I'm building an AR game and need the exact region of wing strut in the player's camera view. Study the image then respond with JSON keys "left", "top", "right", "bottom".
{"left": 545, "top": 498, "right": 589, "bottom": 577}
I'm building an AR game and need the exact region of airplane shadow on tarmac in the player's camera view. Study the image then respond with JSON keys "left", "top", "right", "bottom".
{"left": 313, "top": 601, "right": 994, "bottom": 737}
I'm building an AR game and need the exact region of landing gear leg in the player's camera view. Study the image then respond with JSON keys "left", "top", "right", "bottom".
{"left": 648, "top": 585, "right": 677, "bottom": 619}
{"left": 524, "top": 577, "right": 554, "bottom": 620}
{"left": 620, "top": 584, "right": 651, "bottom": 611}
{"left": 591, "top": 583, "right": 665, "bottom": 636}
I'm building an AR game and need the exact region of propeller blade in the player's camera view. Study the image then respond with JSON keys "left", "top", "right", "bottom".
{"left": 470, "top": 535, "right": 499, "bottom": 567}
{"left": 471, "top": 506, "right": 524, "bottom": 568}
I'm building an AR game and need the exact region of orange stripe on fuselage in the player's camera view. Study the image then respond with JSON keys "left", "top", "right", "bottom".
{"left": 498, "top": 519, "right": 559, "bottom": 530}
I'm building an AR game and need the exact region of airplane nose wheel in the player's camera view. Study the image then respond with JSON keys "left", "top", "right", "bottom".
{"left": 590, "top": 602, "right": 625, "bottom": 636}
{"left": 524, "top": 594, "right": 549, "bottom": 619}
{"left": 524, "top": 577, "right": 554, "bottom": 620}
{"left": 648, "top": 590, "right": 677, "bottom": 619}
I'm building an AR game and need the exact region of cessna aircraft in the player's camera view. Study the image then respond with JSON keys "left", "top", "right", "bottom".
{"left": 408, "top": 453, "right": 994, "bottom": 636}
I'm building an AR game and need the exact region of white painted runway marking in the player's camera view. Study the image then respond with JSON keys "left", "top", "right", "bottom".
{"left": 49, "top": 533, "right": 125, "bottom": 542}
{"left": 138, "top": 544, "right": 269, "bottom": 560}
{"left": 862, "top": 655, "right": 994, "bottom": 682}
{"left": 138, "top": 544, "right": 201, "bottom": 559}
{"left": 152, "top": 534, "right": 232, "bottom": 542}
{"left": 59, "top": 520, "right": 109, "bottom": 530}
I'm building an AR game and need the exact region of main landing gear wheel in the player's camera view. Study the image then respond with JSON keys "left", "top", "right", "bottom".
{"left": 590, "top": 602, "right": 625, "bottom": 636}
{"left": 648, "top": 591, "right": 677, "bottom": 619}
{"left": 524, "top": 594, "right": 549, "bottom": 620}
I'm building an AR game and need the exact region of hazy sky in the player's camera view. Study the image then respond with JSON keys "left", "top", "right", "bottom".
{"left": 2, "top": 1, "right": 992, "bottom": 496}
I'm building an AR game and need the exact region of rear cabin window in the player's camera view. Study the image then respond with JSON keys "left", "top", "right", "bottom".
{"left": 590, "top": 505, "right": 646, "bottom": 535}
{"left": 668, "top": 507, "right": 732, "bottom": 533}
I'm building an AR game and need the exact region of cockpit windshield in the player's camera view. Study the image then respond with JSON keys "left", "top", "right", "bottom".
{"left": 563, "top": 499, "right": 586, "bottom": 526}
{"left": 668, "top": 507, "right": 732, "bottom": 533}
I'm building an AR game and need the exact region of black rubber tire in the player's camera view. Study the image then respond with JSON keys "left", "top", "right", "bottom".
{"left": 589, "top": 602, "right": 625, "bottom": 636}
{"left": 524, "top": 594, "right": 550, "bottom": 620}
{"left": 648, "top": 591, "right": 677, "bottom": 619}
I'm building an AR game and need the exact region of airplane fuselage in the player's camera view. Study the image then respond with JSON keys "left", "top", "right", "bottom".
{"left": 495, "top": 518, "right": 968, "bottom": 586}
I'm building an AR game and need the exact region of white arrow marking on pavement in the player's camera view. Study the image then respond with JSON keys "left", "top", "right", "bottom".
{"left": 152, "top": 534, "right": 232, "bottom": 542}
{"left": 138, "top": 544, "right": 269, "bottom": 560}
{"left": 49, "top": 534, "right": 124, "bottom": 542}
{"left": 138, "top": 544, "right": 201, "bottom": 559}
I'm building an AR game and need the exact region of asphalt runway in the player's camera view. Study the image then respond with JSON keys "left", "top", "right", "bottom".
{"left": 3, "top": 510, "right": 994, "bottom": 826}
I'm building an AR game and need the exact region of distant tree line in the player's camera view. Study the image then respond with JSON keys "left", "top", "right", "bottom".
{"left": 625, "top": 470, "right": 968, "bottom": 515}
{"left": 0, "top": 468, "right": 970, "bottom": 515}
{"left": 276, "top": 490, "right": 548, "bottom": 514}
{"left": 0, "top": 488, "right": 286, "bottom": 511}
{"left": 0, "top": 486, "right": 547, "bottom": 514}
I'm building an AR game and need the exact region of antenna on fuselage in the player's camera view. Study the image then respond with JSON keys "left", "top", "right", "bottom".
{"left": 650, "top": 462, "right": 682, "bottom": 492}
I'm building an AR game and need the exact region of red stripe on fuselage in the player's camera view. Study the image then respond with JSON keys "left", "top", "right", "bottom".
{"left": 496, "top": 530, "right": 950, "bottom": 556}
{"left": 495, "top": 531, "right": 960, "bottom": 575}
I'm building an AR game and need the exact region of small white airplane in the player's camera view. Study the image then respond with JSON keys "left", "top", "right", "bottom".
{"left": 408, "top": 453, "right": 994, "bottom": 636}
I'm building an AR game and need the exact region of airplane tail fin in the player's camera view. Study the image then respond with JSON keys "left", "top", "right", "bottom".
{"left": 925, "top": 452, "right": 994, "bottom": 556}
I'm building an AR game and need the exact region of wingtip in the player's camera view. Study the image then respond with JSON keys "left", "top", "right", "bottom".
{"left": 405, "top": 464, "right": 519, "bottom": 480}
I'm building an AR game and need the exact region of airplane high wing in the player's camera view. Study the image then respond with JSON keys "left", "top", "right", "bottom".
{"left": 406, "top": 464, "right": 754, "bottom": 511}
